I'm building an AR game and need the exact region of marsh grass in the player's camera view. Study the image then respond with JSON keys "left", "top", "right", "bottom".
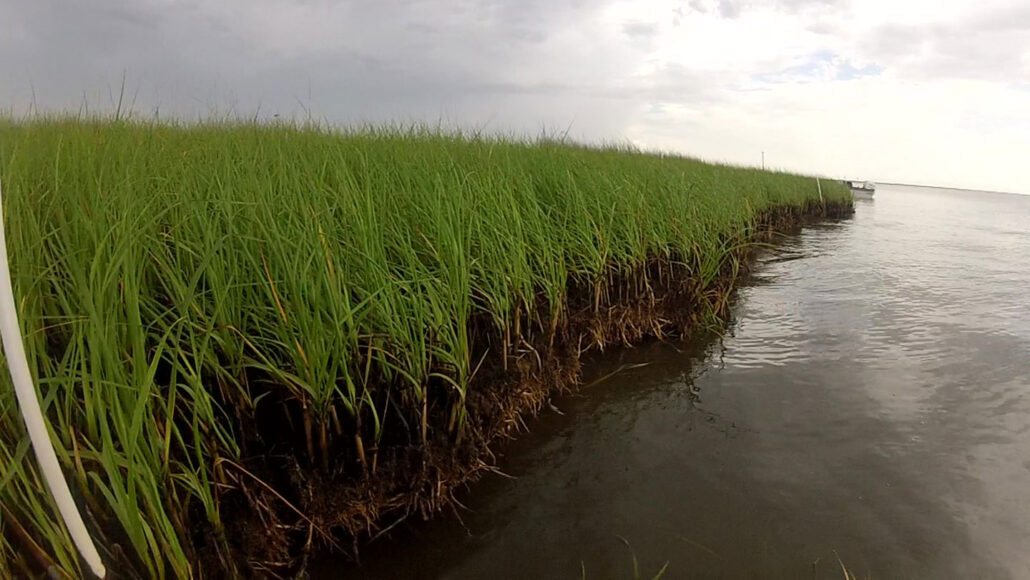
{"left": 0, "top": 116, "right": 850, "bottom": 577}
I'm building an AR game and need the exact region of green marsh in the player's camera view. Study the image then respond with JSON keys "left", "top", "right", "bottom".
{"left": 0, "top": 118, "right": 850, "bottom": 577}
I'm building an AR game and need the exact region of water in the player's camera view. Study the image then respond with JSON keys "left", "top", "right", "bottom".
{"left": 349, "top": 184, "right": 1030, "bottom": 579}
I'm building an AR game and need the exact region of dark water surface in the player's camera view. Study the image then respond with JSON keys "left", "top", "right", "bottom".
{"left": 348, "top": 185, "right": 1030, "bottom": 579}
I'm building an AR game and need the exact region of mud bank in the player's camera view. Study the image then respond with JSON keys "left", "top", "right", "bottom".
{"left": 229, "top": 200, "right": 853, "bottom": 577}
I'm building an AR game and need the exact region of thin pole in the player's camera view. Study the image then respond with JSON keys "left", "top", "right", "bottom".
{"left": 0, "top": 172, "right": 107, "bottom": 578}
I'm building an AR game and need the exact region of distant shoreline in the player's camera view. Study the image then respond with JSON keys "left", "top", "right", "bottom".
{"left": 877, "top": 182, "right": 1027, "bottom": 197}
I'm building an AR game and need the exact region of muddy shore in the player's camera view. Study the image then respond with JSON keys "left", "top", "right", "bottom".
{"left": 223, "top": 200, "right": 854, "bottom": 577}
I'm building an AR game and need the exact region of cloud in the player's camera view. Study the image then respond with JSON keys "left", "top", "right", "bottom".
{"left": 622, "top": 21, "right": 659, "bottom": 40}
{"left": 1, "top": 0, "right": 645, "bottom": 137}
{"left": 687, "top": 0, "right": 709, "bottom": 15}
{"left": 718, "top": 1, "right": 742, "bottom": 19}
{"left": 2, "top": 0, "right": 1029, "bottom": 192}
{"left": 860, "top": 23, "right": 1029, "bottom": 82}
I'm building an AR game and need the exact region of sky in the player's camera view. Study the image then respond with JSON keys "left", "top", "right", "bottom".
{"left": 2, "top": 0, "right": 1029, "bottom": 193}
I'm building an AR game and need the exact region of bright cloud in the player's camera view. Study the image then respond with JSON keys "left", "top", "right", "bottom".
{"left": 2, "top": 0, "right": 1029, "bottom": 193}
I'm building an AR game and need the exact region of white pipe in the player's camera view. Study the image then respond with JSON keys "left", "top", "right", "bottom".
{"left": 0, "top": 173, "right": 106, "bottom": 578}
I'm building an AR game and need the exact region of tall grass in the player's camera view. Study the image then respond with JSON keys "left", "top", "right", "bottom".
{"left": 0, "top": 117, "right": 850, "bottom": 577}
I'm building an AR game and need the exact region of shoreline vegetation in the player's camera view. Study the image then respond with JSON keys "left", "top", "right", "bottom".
{"left": 0, "top": 118, "right": 852, "bottom": 578}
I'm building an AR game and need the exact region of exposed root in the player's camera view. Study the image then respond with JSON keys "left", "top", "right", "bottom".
{"left": 204, "top": 201, "right": 853, "bottom": 577}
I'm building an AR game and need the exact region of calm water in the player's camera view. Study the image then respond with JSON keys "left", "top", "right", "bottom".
{"left": 349, "top": 184, "right": 1030, "bottom": 579}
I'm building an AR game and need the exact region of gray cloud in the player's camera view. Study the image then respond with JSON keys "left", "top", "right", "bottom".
{"left": 623, "top": 21, "right": 658, "bottom": 39}
{"left": 6, "top": 0, "right": 1019, "bottom": 125}
{"left": 686, "top": 0, "right": 709, "bottom": 14}
{"left": 860, "top": 15, "right": 1030, "bottom": 82}
{"left": 718, "top": 1, "right": 741, "bottom": 20}
{"left": 2, "top": 0, "right": 1029, "bottom": 192}
{"left": 1, "top": 0, "right": 651, "bottom": 139}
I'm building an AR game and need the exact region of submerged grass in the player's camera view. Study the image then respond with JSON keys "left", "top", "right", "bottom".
{"left": 0, "top": 117, "right": 851, "bottom": 577}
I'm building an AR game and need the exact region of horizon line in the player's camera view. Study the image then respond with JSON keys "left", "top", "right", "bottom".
{"left": 874, "top": 181, "right": 1028, "bottom": 197}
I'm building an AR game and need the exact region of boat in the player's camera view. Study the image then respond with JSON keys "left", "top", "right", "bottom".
{"left": 845, "top": 180, "right": 875, "bottom": 197}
